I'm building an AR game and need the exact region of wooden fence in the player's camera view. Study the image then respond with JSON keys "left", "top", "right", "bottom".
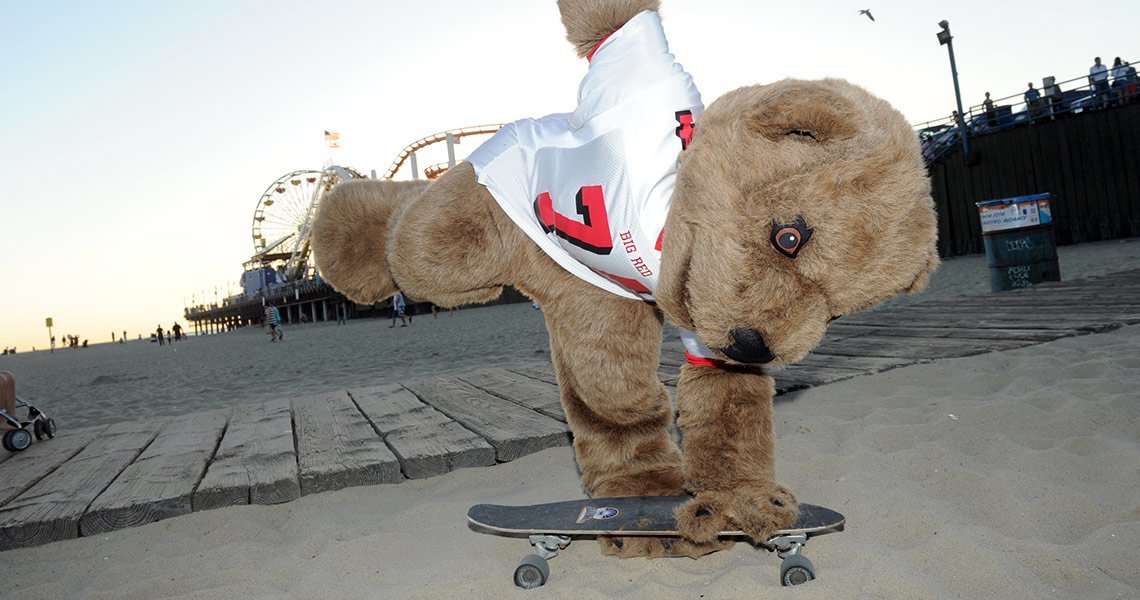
{"left": 929, "top": 102, "right": 1140, "bottom": 257}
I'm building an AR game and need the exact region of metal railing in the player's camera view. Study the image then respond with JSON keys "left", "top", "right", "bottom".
{"left": 914, "top": 60, "right": 1138, "bottom": 164}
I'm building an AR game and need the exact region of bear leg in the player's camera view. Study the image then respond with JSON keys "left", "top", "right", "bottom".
{"left": 673, "top": 365, "right": 799, "bottom": 545}
{"left": 311, "top": 178, "right": 428, "bottom": 305}
{"left": 387, "top": 162, "right": 533, "bottom": 307}
{"left": 533, "top": 280, "right": 728, "bottom": 558}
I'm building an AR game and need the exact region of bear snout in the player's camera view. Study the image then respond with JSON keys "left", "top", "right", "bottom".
{"left": 720, "top": 328, "right": 776, "bottom": 364}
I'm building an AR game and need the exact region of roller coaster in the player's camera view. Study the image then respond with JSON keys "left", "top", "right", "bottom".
{"left": 382, "top": 124, "right": 502, "bottom": 180}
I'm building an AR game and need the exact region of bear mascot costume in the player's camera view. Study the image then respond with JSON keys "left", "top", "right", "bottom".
{"left": 312, "top": 0, "right": 939, "bottom": 558}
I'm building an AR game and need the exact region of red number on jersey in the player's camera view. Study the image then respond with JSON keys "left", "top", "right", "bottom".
{"left": 533, "top": 185, "right": 613, "bottom": 255}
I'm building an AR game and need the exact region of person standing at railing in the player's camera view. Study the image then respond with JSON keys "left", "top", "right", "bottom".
{"left": 1125, "top": 62, "right": 1138, "bottom": 105}
{"left": 982, "top": 92, "right": 997, "bottom": 129}
{"left": 1024, "top": 83, "right": 1042, "bottom": 124}
{"left": 1089, "top": 57, "right": 1110, "bottom": 109}
{"left": 1110, "top": 57, "right": 1128, "bottom": 106}
{"left": 1045, "top": 78, "right": 1064, "bottom": 118}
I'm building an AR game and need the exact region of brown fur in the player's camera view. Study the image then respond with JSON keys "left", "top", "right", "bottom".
{"left": 557, "top": 0, "right": 660, "bottom": 58}
{"left": 310, "top": 179, "right": 429, "bottom": 305}
{"left": 312, "top": 2, "right": 938, "bottom": 559}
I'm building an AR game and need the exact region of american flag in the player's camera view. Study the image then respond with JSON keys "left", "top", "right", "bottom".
{"left": 324, "top": 130, "right": 340, "bottom": 148}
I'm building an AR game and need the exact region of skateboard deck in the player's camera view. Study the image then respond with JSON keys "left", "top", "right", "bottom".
{"left": 468, "top": 495, "right": 845, "bottom": 589}
{"left": 468, "top": 495, "right": 844, "bottom": 538}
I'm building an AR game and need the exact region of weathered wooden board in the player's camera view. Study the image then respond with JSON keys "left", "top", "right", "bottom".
{"left": 855, "top": 304, "right": 1140, "bottom": 321}
{"left": 0, "top": 425, "right": 104, "bottom": 509}
{"left": 772, "top": 365, "right": 870, "bottom": 393}
{"left": 506, "top": 362, "right": 560, "bottom": 387}
{"left": 293, "top": 392, "right": 402, "bottom": 496}
{"left": 456, "top": 369, "right": 567, "bottom": 422}
{"left": 403, "top": 375, "right": 570, "bottom": 462}
{"left": 194, "top": 399, "right": 301, "bottom": 511}
{"left": 918, "top": 307, "right": 1140, "bottom": 322}
{"left": 80, "top": 411, "right": 228, "bottom": 535}
{"left": 811, "top": 335, "right": 1035, "bottom": 359}
{"left": 793, "top": 353, "right": 921, "bottom": 373}
{"left": 660, "top": 338, "right": 686, "bottom": 356}
{"left": 918, "top": 294, "right": 1140, "bottom": 308}
{"left": 350, "top": 384, "right": 495, "bottom": 479}
{"left": 0, "top": 418, "right": 164, "bottom": 550}
{"left": 827, "top": 324, "right": 1079, "bottom": 342}
{"left": 836, "top": 312, "right": 1122, "bottom": 332}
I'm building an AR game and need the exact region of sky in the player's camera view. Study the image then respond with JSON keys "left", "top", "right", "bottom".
{"left": 2, "top": 0, "right": 1137, "bottom": 351}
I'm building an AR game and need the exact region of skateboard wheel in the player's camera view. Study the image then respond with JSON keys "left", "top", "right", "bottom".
{"left": 3, "top": 428, "right": 33, "bottom": 452}
{"left": 514, "top": 554, "right": 550, "bottom": 589}
{"left": 780, "top": 554, "right": 816, "bottom": 586}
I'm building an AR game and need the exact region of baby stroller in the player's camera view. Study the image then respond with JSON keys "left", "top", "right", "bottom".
{"left": 1, "top": 396, "right": 56, "bottom": 452}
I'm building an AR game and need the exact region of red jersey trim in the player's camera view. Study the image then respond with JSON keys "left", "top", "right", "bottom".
{"left": 684, "top": 350, "right": 726, "bottom": 368}
{"left": 587, "top": 33, "right": 613, "bottom": 62}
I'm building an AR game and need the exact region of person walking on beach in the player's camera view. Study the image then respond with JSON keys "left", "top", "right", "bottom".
{"left": 172, "top": 322, "right": 183, "bottom": 342}
{"left": 156, "top": 325, "right": 165, "bottom": 346}
{"left": 389, "top": 291, "right": 410, "bottom": 328}
{"left": 121, "top": 330, "right": 127, "bottom": 344}
{"left": 336, "top": 303, "right": 347, "bottom": 325}
{"left": 265, "top": 304, "right": 283, "bottom": 341}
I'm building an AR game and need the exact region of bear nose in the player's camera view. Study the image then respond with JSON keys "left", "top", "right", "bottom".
{"left": 721, "top": 328, "right": 776, "bottom": 364}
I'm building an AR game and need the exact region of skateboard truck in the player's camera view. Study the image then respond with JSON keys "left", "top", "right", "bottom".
{"left": 764, "top": 533, "right": 816, "bottom": 586}
{"left": 528, "top": 534, "right": 571, "bottom": 559}
{"left": 514, "top": 535, "right": 571, "bottom": 589}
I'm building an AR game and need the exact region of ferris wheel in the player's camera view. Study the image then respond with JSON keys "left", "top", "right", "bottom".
{"left": 250, "top": 166, "right": 361, "bottom": 281}
{"left": 251, "top": 170, "right": 322, "bottom": 257}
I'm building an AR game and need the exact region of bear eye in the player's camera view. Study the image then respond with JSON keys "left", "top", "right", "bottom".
{"left": 785, "top": 129, "right": 817, "bottom": 141}
{"left": 770, "top": 217, "right": 813, "bottom": 259}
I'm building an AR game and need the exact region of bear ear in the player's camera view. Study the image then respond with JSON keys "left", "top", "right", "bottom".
{"left": 747, "top": 83, "right": 860, "bottom": 144}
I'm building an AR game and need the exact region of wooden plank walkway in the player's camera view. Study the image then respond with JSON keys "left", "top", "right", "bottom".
{"left": 0, "top": 268, "right": 1137, "bottom": 550}
{"left": 193, "top": 399, "right": 300, "bottom": 510}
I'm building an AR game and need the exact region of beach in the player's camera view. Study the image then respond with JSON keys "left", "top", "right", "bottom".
{"left": 1, "top": 238, "right": 1138, "bottom": 598}
{"left": 5, "top": 238, "right": 1139, "bottom": 429}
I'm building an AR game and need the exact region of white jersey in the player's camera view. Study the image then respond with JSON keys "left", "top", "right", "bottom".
{"left": 467, "top": 10, "right": 702, "bottom": 301}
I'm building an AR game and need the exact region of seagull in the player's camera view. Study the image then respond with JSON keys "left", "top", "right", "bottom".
{"left": 857, "top": 9, "right": 875, "bottom": 21}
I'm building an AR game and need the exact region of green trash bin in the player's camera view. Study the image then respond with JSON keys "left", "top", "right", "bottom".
{"left": 976, "top": 193, "right": 1061, "bottom": 292}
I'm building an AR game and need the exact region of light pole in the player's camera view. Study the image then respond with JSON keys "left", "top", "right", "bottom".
{"left": 937, "top": 20, "right": 970, "bottom": 160}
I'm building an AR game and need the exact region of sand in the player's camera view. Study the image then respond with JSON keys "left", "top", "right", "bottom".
{"left": 1, "top": 238, "right": 1138, "bottom": 598}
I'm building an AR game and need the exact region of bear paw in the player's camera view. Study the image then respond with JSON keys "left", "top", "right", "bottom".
{"left": 675, "top": 484, "right": 799, "bottom": 545}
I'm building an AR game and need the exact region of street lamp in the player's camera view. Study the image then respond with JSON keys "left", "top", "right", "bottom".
{"left": 937, "top": 20, "right": 970, "bottom": 160}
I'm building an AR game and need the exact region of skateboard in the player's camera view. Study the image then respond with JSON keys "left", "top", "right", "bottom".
{"left": 467, "top": 495, "right": 845, "bottom": 589}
